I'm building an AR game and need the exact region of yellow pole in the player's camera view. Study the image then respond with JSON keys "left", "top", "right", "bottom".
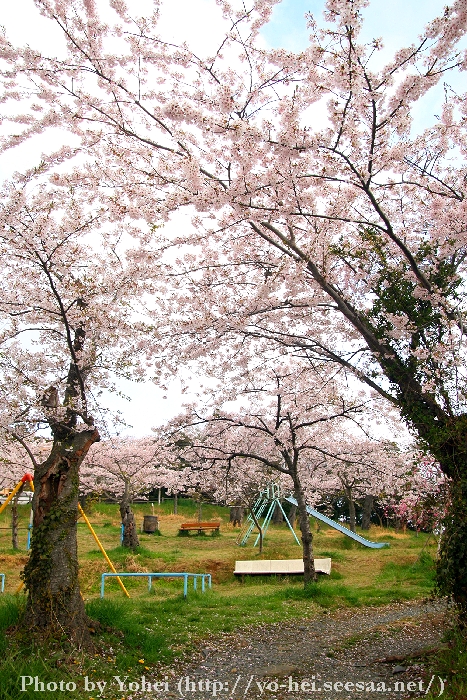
{"left": 0, "top": 478, "right": 26, "bottom": 516}
{"left": 14, "top": 475, "right": 34, "bottom": 593}
{"left": 78, "top": 504, "right": 130, "bottom": 598}
{"left": 14, "top": 477, "right": 129, "bottom": 599}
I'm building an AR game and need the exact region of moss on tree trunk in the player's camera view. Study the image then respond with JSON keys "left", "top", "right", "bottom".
{"left": 21, "top": 427, "right": 99, "bottom": 646}
{"left": 436, "top": 478, "right": 467, "bottom": 617}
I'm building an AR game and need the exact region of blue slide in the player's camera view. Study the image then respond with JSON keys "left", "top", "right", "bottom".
{"left": 285, "top": 497, "right": 389, "bottom": 549}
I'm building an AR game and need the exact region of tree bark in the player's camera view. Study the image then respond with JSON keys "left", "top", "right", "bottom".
{"left": 345, "top": 487, "right": 356, "bottom": 533}
{"left": 173, "top": 492, "right": 178, "bottom": 515}
{"left": 230, "top": 505, "right": 244, "bottom": 526}
{"left": 361, "top": 495, "right": 374, "bottom": 531}
{"left": 11, "top": 495, "right": 19, "bottom": 550}
{"left": 272, "top": 501, "right": 284, "bottom": 524}
{"left": 120, "top": 484, "right": 140, "bottom": 549}
{"left": 436, "top": 477, "right": 467, "bottom": 615}
{"left": 22, "top": 427, "right": 99, "bottom": 646}
{"left": 288, "top": 503, "right": 298, "bottom": 528}
{"left": 292, "top": 476, "right": 316, "bottom": 585}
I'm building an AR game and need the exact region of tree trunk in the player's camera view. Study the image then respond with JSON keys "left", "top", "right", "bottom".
{"left": 345, "top": 487, "right": 356, "bottom": 533}
{"left": 11, "top": 495, "right": 19, "bottom": 550}
{"left": 230, "top": 505, "right": 243, "bottom": 526}
{"left": 120, "top": 485, "right": 140, "bottom": 550}
{"left": 292, "top": 476, "right": 316, "bottom": 585}
{"left": 248, "top": 505, "right": 263, "bottom": 553}
{"left": 436, "top": 478, "right": 467, "bottom": 616}
{"left": 361, "top": 495, "right": 374, "bottom": 531}
{"left": 272, "top": 501, "right": 284, "bottom": 524}
{"left": 173, "top": 492, "right": 178, "bottom": 515}
{"left": 288, "top": 503, "right": 297, "bottom": 528}
{"left": 22, "top": 427, "right": 99, "bottom": 646}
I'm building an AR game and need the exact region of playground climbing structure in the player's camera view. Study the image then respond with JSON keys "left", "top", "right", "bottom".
{"left": 237, "top": 485, "right": 389, "bottom": 548}
{"left": 237, "top": 484, "right": 301, "bottom": 547}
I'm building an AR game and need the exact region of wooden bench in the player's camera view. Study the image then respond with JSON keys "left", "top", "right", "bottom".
{"left": 179, "top": 521, "right": 221, "bottom": 535}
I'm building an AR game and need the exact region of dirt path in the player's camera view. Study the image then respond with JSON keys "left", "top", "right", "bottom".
{"left": 146, "top": 600, "right": 448, "bottom": 700}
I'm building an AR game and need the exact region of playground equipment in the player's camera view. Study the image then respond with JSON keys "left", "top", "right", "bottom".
{"left": 0, "top": 474, "right": 34, "bottom": 551}
{"left": 237, "top": 484, "right": 301, "bottom": 547}
{"left": 78, "top": 504, "right": 130, "bottom": 597}
{"left": 100, "top": 572, "right": 212, "bottom": 599}
{"left": 0, "top": 474, "right": 34, "bottom": 516}
{"left": 6, "top": 474, "right": 210, "bottom": 600}
{"left": 7, "top": 474, "right": 130, "bottom": 598}
{"left": 285, "top": 496, "right": 389, "bottom": 549}
{"left": 237, "top": 485, "right": 389, "bottom": 548}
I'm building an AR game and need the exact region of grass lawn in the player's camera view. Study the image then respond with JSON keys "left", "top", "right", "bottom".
{"left": 0, "top": 498, "right": 461, "bottom": 699}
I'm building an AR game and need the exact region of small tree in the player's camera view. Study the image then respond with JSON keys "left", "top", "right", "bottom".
{"left": 81, "top": 437, "right": 171, "bottom": 548}
{"left": 169, "top": 359, "right": 376, "bottom": 584}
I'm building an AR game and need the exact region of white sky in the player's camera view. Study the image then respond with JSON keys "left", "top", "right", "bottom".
{"left": 0, "top": 0, "right": 462, "bottom": 436}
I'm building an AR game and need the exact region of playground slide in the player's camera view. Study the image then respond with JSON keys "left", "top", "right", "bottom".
{"left": 285, "top": 497, "right": 389, "bottom": 549}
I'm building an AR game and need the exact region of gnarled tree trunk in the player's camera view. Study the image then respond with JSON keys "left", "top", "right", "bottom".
{"left": 120, "top": 482, "right": 140, "bottom": 550}
{"left": 120, "top": 505, "right": 140, "bottom": 548}
{"left": 22, "top": 427, "right": 99, "bottom": 646}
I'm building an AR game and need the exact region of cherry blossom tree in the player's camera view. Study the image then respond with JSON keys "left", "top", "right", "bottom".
{"left": 167, "top": 357, "right": 378, "bottom": 584}
{"left": 80, "top": 436, "right": 172, "bottom": 548}
{"left": 309, "top": 438, "right": 413, "bottom": 532}
{"left": 0, "top": 176, "right": 154, "bottom": 643}
{"left": 384, "top": 455, "right": 447, "bottom": 534}
{"left": 2, "top": 0, "right": 467, "bottom": 611}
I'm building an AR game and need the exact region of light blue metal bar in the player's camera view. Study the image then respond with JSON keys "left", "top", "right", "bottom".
{"left": 285, "top": 497, "right": 389, "bottom": 549}
{"left": 0, "top": 574, "right": 4, "bottom": 593}
{"left": 253, "top": 499, "right": 276, "bottom": 546}
{"left": 100, "top": 572, "right": 211, "bottom": 599}
{"left": 277, "top": 499, "right": 301, "bottom": 546}
{"left": 27, "top": 507, "right": 33, "bottom": 551}
{"left": 238, "top": 492, "right": 270, "bottom": 546}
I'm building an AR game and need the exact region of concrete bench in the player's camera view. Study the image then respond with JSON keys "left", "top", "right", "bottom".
{"left": 234, "top": 558, "right": 331, "bottom": 576}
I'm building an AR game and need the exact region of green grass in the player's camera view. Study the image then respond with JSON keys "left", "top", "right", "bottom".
{"left": 0, "top": 499, "right": 461, "bottom": 699}
{"left": 376, "top": 551, "right": 436, "bottom": 589}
